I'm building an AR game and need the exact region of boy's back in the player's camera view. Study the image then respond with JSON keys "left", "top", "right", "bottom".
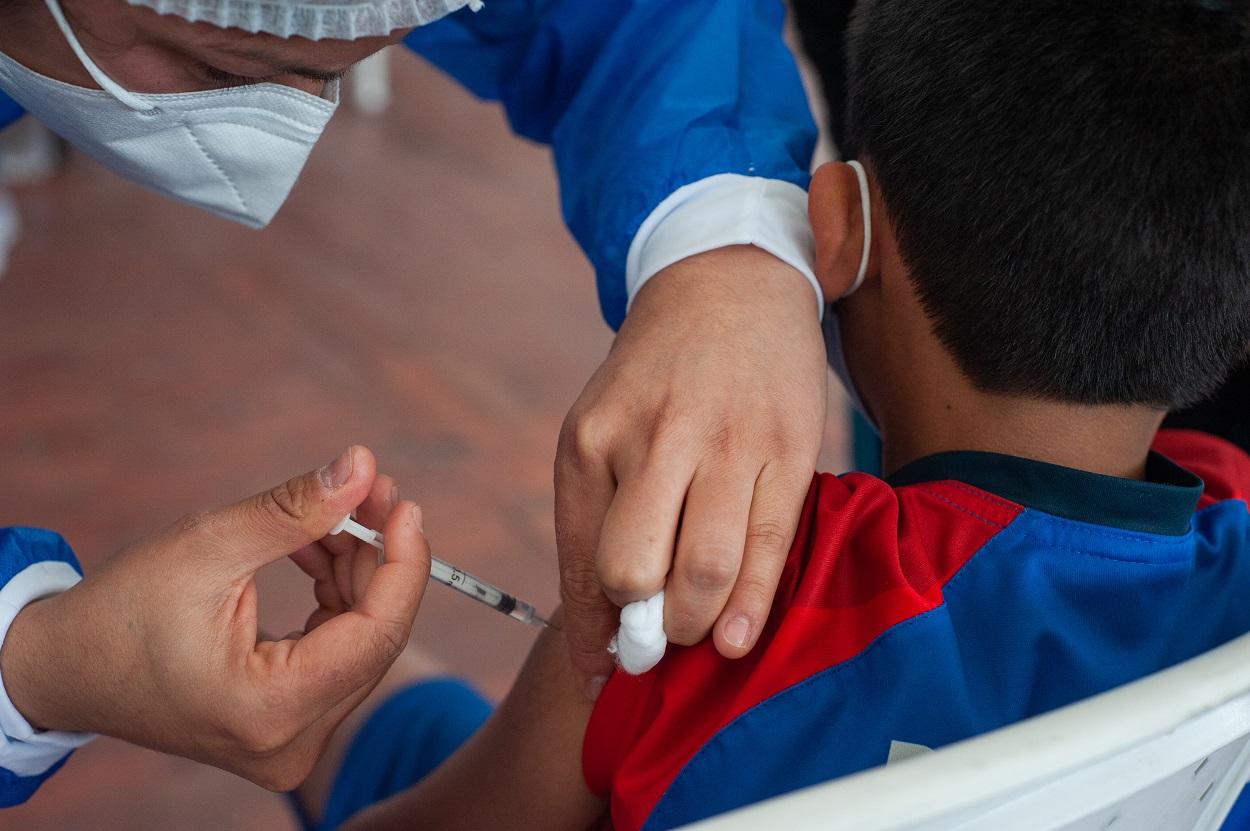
{"left": 338, "top": 3, "right": 1250, "bottom": 830}
{"left": 586, "top": 430, "right": 1250, "bottom": 830}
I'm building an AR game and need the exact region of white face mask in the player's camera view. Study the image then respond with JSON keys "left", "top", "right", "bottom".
{"left": 0, "top": 0, "right": 339, "bottom": 229}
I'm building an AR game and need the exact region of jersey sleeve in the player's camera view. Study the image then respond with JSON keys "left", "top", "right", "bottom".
{"left": 581, "top": 475, "right": 827, "bottom": 830}
{"left": 579, "top": 472, "right": 1022, "bottom": 830}
{"left": 404, "top": 0, "right": 818, "bottom": 328}
{"left": 0, "top": 528, "right": 91, "bottom": 808}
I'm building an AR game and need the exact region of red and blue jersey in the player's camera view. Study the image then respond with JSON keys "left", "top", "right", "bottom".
{"left": 583, "top": 429, "right": 1250, "bottom": 831}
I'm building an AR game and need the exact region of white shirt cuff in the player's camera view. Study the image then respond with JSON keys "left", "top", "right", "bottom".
{"left": 0, "top": 562, "right": 94, "bottom": 777}
{"left": 625, "top": 174, "right": 823, "bottom": 319}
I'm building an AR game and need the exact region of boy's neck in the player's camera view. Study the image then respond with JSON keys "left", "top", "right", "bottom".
{"left": 844, "top": 295, "right": 1166, "bottom": 481}
{"left": 832, "top": 239, "right": 1167, "bottom": 483}
{"left": 877, "top": 387, "right": 1166, "bottom": 481}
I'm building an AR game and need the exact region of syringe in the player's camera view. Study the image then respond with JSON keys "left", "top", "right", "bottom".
{"left": 331, "top": 515, "right": 549, "bottom": 628}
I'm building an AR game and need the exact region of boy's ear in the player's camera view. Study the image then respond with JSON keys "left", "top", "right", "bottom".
{"left": 809, "top": 161, "right": 868, "bottom": 300}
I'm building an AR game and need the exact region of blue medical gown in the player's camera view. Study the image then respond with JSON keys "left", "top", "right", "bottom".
{"left": 0, "top": 0, "right": 816, "bottom": 808}
{"left": 0, "top": 0, "right": 817, "bottom": 328}
{"left": 0, "top": 529, "right": 83, "bottom": 808}
{"left": 403, "top": 0, "right": 816, "bottom": 327}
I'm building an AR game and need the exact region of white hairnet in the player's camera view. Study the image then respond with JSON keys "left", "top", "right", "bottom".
{"left": 125, "top": 0, "right": 483, "bottom": 40}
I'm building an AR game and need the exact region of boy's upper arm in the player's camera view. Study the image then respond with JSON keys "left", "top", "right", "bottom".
{"left": 343, "top": 611, "right": 605, "bottom": 831}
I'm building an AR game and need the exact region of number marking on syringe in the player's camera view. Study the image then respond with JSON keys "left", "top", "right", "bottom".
{"left": 331, "top": 515, "right": 545, "bottom": 626}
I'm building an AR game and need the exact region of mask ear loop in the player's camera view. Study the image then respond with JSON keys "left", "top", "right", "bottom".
{"left": 844, "top": 160, "right": 873, "bottom": 297}
{"left": 44, "top": 0, "right": 155, "bottom": 112}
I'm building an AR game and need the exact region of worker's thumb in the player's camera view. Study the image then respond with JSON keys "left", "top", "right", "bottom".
{"left": 211, "top": 445, "right": 376, "bottom": 573}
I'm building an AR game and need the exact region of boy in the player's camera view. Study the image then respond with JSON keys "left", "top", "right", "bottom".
{"left": 315, "top": 0, "right": 1250, "bottom": 828}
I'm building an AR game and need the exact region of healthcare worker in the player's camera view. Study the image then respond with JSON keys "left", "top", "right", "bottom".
{"left": 0, "top": 0, "right": 827, "bottom": 806}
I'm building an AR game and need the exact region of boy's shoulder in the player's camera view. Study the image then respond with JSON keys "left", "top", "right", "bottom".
{"left": 583, "top": 463, "right": 1026, "bottom": 831}
{"left": 584, "top": 429, "right": 1250, "bottom": 831}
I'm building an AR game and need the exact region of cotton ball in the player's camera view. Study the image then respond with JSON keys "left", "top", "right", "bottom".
{"left": 608, "top": 591, "right": 666, "bottom": 674}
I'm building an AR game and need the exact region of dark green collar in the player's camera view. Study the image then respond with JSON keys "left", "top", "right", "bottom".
{"left": 886, "top": 450, "right": 1203, "bottom": 536}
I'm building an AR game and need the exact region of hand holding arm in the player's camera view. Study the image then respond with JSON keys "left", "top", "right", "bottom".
{"left": 557, "top": 246, "right": 828, "bottom": 696}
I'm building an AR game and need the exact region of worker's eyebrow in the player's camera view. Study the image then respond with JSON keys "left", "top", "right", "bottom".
{"left": 207, "top": 42, "right": 355, "bottom": 82}
{"left": 282, "top": 65, "right": 349, "bottom": 82}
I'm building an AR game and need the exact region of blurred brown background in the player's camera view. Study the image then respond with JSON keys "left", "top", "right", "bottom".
{"left": 0, "top": 46, "right": 847, "bottom": 830}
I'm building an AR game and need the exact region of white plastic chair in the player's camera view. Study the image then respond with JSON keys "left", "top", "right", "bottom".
{"left": 680, "top": 630, "right": 1250, "bottom": 831}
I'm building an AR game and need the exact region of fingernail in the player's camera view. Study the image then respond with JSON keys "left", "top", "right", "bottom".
{"left": 388, "top": 485, "right": 400, "bottom": 509}
{"left": 724, "top": 615, "right": 752, "bottom": 649}
{"left": 584, "top": 675, "right": 608, "bottom": 702}
{"left": 411, "top": 505, "right": 424, "bottom": 531}
{"left": 320, "top": 447, "right": 354, "bottom": 489}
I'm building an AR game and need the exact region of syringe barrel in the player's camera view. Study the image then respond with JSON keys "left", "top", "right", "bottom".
{"left": 429, "top": 556, "right": 506, "bottom": 609}
{"left": 507, "top": 599, "right": 549, "bottom": 628}
{"left": 340, "top": 517, "right": 547, "bottom": 628}
{"left": 428, "top": 558, "right": 547, "bottom": 627}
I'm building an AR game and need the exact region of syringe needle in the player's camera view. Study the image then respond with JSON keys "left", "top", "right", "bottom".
{"left": 331, "top": 515, "right": 549, "bottom": 628}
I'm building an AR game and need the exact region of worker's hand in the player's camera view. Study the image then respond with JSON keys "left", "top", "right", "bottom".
{"left": 0, "top": 446, "right": 430, "bottom": 791}
{"left": 556, "top": 246, "right": 827, "bottom": 698}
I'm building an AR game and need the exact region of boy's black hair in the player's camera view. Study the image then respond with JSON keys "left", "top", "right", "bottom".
{"left": 845, "top": 0, "right": 1250, "bottom": 408}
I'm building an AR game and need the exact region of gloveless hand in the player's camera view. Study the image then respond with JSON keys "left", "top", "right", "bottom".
{"left": 0, "top": 446, "right": 430, "bottom": 790}
{"left": 557, "top": 245, "right": 827, "bottom": 697}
